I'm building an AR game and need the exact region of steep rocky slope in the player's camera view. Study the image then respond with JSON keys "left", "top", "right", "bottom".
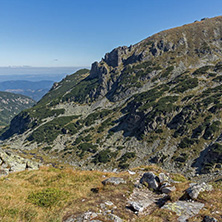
{"left": 1, "top": 17, "right": 222, "bottom": 177}
{"left": 0, "top": 91, "right": 35, "bottom": 127}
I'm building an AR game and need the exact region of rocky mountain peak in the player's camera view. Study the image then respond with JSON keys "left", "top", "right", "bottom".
{"left": 87, "top": 16, "right": 222, "bottom": 103}
{"left": 103, "top": 46, "right": 131, "bottom": 67}
{"left": 2, "top": 16, "right": 222, "bottom": 179}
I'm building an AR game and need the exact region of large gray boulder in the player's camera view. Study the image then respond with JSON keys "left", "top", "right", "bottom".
{"left": 140, "top": 172, "right": 159, "bottom": 190}
{"left": 186, "top": 182, "right": 213, "bottom": 199}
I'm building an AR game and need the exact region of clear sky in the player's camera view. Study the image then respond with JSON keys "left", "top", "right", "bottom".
{"left": 0, "top": 0, "right": 222, "bottom": 67}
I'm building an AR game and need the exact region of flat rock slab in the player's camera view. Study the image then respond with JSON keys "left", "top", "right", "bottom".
{"left": 102, "top": 177, "right": 126, "bottom": 185}
{"left": 128, "top": 187, "right": 166, "bottom": 214}
{"left": 162, "top": 201, "right": 204, "bottom": 222}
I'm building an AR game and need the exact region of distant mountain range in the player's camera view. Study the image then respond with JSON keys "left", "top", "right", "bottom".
{"left": 0, "top": 80, "right": 54, "bottom": 101}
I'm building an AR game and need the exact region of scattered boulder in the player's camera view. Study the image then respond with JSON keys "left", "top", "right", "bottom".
{"left": 128, "top": 170, "right": 136, "bottom": 175}
{"left": 90, "top": 220, "right": 102, "bottom": 222}
{"left": 162, "top": 201, "right": 205, "bottom": 222}
{"left": 102, "top": 177, "right": 126, "bottom": 185}
{"left": 159, "top": 172, "right": 170, "bottom": 183}
{"left": 160, "top": 183, "right": 176, "bottom": 194}
{"left": 140, "top": 172, "right": 159, "bottom": 190}
{"left": 64, "top": 211, "right": 98, "bottom": 222}
{"left": 186, "top": 182, "right": 213, "bottom": 199}
{"left": 139, "top": 171, "right": 176, "bottom": 194}
{"left": 105, "top": 201, "right": 114, "bottom": 206}
{"left": 203, "top": 216, "right": 218, "bottom": 222}
{"left": 0, "top": 169, "right": 9, "bottom": 176}
{"left": 108, "top": 214, "right": 123, "bottom": 222}
{"left": 129, "top": 201, "right": 149, "bottom": 213}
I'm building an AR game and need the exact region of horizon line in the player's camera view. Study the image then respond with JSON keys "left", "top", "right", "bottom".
{"left": 0, "top": 66, "right": 90, "bottom": 68}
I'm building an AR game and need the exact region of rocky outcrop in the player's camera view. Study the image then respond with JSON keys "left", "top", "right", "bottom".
{"left": 185, "top": 182, "right": 213, "bottom": 199}
{"left": 89, "top": 62, "right": 109, "bottom": 79}
{"left": 104, "top": 46, "right": 131, "bottom": 68}
{"left": 0, "top": 148, "right": 39, "bottom": 175}
{"left": 128, "top": 187, "right": 167, "bottom": 214}
{"left": 127, "top": 171, "right": 176, "bottom": 214}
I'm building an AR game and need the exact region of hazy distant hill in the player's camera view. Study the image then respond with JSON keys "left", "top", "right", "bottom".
{"left": 0, "top": 80, "right": 54, "bottom": 101}
{"left": 0, "top": 91, "right": 35, "bottom": 126}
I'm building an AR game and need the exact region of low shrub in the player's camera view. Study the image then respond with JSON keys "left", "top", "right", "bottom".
{"left": 27, "top": 188, "right": 68, "bottom": 208}
{"left": 92, "top": 149, "right": 117, "bottom": 164}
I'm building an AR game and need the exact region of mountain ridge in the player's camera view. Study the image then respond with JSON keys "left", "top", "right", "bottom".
{"left": 1, "top": 16, "right": 222, "bottom": 178}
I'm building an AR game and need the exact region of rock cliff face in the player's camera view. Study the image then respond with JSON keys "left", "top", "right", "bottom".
{"left": 1, "top": 17, "right": 222, "bottom": 178}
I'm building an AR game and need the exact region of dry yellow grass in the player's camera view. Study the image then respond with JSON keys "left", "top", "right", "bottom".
{"left": 0, "top": 166, "right": 130, "bottom": 221}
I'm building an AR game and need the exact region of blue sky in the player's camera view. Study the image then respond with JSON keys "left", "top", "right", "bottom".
{"left": 0, "top": 0, "right": 222, "bottom": 67}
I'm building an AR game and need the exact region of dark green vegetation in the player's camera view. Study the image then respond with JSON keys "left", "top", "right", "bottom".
{"left": 40, "top": 69, "right": 90, "bottom": 106}
{"left": 201, "top": 143, "right": 222, "bottom": 173}
{"left": 27, "top": 116, "right": 80, "bottom": 144}
{"left": 81, "top": 109, "right": 112, "bottom": 127}
{"left": 62, "top": 77, "right": 99, "bottom": 104}
{"left": 0, "top": 91, "right": 35, "bottom": 126}
{"left": 118, "top": 152, "right": 136, "bottom": 169}
{"left": 171, "top": 77, "right": 198, "bottom": 93}
{"left": 77, "top": 143, "right": 98, "bottom": 158}
{"left": 92, "top": 149, "right": 117, "bottom": 164}
{"left": 2, "top": 16, "right": 222, "bottom": 175}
